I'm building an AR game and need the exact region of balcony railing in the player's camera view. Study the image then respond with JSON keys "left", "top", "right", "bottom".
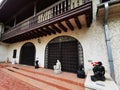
{"left": 2, "top": 0, "right": 91, "bottom": 41}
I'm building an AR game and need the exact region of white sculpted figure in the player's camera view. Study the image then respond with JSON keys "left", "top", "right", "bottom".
{"left": 53, "top": 60, "right": 62, "bottom": 74}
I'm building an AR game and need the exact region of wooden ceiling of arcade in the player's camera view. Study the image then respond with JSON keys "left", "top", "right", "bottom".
{"left": 0, "top": 0, "right": 58, "bottom": 25}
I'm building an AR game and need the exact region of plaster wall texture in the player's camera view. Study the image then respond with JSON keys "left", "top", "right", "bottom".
{"left": 108, "top": 13, "right": 120, "bottom": 89}
{"left": 0, "top": 43, "right": 8, "bottom": 62}
{"left": 96, "top": 1, "right": 120, "bottom": 89}
{"left": 0, "top": 24, "right": 8, "bottom": 62}
{"left": 96, "top": 1, "right": 120, "bottom": 88}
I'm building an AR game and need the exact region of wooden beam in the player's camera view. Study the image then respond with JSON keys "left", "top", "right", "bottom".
{"left": 36, "top": 29, "right": 45, "bottom": 37}
{"left": 28, "top": 32, "right": 34, "bottom": 39}
{"left": 39, "top": 29, "right": 48, "bottom": 36}
{"left": 45, "top": 26, "right": 56, "bottom": 34}
{"left": 13, "top": 37, "right": 18, "bottom": 42}
{"left": 37, "top": 30, "right": 44, "bottom": 37}
{"left": 22, "top": 33, "right": 26, "bottom": 37}
{"left": 33, "top": 30, "right": 43, "bottom": 37}
{"left": 30, "top": 31, "right": 40, "bottom": 38}
{"left": 74, "top": 16, "right": 81, "bottom": 29}
{"left": 12, "top": 37, "right": 18, "bottom": 42}
{"left": 85, "top": 13, "right": 91, "bottom": 27}
{"left": 26, "top": 32, "right": 31, "bottom": 36}
{"left": 16, "top": 35, "right": 24, "bottom": 41}
{"left": 65, "top": 20, "right": 74, "bottom": 31}
{"left": 38, "top": 29, "right": 47, "bottom": 36}
{"left": 58, "top": 22, "right": 67, "bottom": 32}
{"left": 20, "top": 35, "right": 26, "bottom": 41}
{"left": 9, "top": 39, "right": 14, "bottom": 43}
{"left": 24, "top": 32, "right": 35, "bottom": 40}
{"left": 51, "top": 24, "right": 61, "bottom": 33}
{"left": 40, "top": 27, "right": 51, "bottom": 35}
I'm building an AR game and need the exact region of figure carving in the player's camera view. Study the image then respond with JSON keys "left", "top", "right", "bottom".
{"left": 35, "top": 60, "right": 39, "bottom": 69}
{"left": 53, "top": 60, "right": 62, "bottom": 74}
{"left": 77, "top": 64, "right": 85, "bottom": 78}
{"left": 91, "top": 62, "right": 106, "bottom": 81}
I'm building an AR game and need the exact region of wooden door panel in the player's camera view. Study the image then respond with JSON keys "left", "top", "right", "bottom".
{"left": 47, "top": 40, "right": 78, "bottom": 73}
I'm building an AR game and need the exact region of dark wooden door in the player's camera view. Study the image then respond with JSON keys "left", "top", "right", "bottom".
{"left": 48, "top": 40, "right": 78, "bottom": 73}
{"left": 48, "top": 42, "right": 61, "bottom": 69}
{"left": 20, "top": 43, "right": 35, "bottom": 66}
{"left": 61, "top": 41, "right": 78, "bottom": 73}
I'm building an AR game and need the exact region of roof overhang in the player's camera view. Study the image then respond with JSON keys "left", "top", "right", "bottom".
{"left": 97, "top": 0, "right": 120, "bottom": 17}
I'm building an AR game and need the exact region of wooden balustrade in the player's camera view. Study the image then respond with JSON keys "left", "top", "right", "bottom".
{"left": 1, "top": 0, "right": 92, "bottom": 42}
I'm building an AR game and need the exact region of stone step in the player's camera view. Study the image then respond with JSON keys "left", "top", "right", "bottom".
{"left": 10, "top": 64, "right": 85, "bottom": 87}
{"left": 5, "top": 67, "right": 84, "bottom": 90}
{"left": 0, "top": 63, "right": 9, "bottom": 68}
{"left": 0, "top": 69, "right": 40, "bottom": 90}
{"left": 85, "top": 71, "right": 119, "bottom": 90}
{"left": 1, "top": 68, "right": 61, "bottom": 90}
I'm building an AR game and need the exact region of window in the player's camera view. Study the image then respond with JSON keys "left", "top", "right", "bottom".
{"left": 13, "top": 49, "right": 17, "bottom": 58}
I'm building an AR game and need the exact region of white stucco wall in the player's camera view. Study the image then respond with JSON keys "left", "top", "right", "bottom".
{"left": 0, "top": 24, "right": 8, "bottom": 62}
{"left": 108, "top": 13, "right": 120, "bottom": 89}
{"left": 0, "top": 43, "right": 8, "bottom": 62}
{"left": 95, "top": 1, "right": 120, "bottom": 88}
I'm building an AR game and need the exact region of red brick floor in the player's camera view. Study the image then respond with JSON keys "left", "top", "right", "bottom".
{"left": 0, "top": 63, "right": 85, "bottom": 90}
{"left": 0, "top": 70, "right": 39, "bottom": 90}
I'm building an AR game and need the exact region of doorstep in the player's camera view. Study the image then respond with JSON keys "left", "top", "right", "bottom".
{"left": 85, "top": 71, "right": 119, "bottom": 90}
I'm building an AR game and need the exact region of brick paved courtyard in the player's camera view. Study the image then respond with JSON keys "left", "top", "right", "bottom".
{"left": 0, "top": 63, "right": 85, "bottom": 90}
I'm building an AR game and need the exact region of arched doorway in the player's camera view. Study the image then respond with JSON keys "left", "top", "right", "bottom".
{"left": 19, "top": 42, "right": 36, "bottom": 66}
{"left": 45, "top": 36, "right": 84, "bottom": 73}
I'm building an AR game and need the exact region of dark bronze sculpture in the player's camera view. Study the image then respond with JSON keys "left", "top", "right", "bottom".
{"left": 35, "top": 60, "right": 39, "bottom": 69}
{"left": 77, "top": 64, "right": 85, "bottom": 78}
{"left": 91, "top": 62, "right": 106, "bottom": 81}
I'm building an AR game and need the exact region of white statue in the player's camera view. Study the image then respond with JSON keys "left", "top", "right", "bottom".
{"left": 12, "top": 59, "right": 16, "bottom": 64}
{"left": 53, "top": 60, "right": 62, "bottom": 74}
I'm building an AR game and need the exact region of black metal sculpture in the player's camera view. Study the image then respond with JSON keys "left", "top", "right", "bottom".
{"left": 77, "top": 64, "right": 85, "bottom": 78}
{"left": 91, "top": 62, "right": 106, "bottom": 81}
{"left": 35, "top": 60, "right": 39, "bottom": 69}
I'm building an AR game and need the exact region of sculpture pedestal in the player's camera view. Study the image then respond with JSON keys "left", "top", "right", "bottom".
{"left": 77, "top": 70, "right": 85, "bottom": 78}
{"left": 12, "top": 59, "right": 16, "bottom": 64}
{"left": 85, "top": 71, "right": 119, "bottom": 90}
{"left": 54, "top": 69, "right": 61, "bottom": 74}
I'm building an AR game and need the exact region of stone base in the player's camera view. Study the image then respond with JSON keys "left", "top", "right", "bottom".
{"left": 54, "top": 70, "right": 61, "bottom": 74}
{"left": 12, "top": 62, "right": 15, "bottom": 64}
{"left": 85, "top": 71, "right": 119, "bottom": 90}
{"left": 91, "top": 75, "right": 105, "bottom": 82}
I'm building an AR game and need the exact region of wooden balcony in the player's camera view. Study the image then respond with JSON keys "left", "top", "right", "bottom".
{"left": 97, "top": 0, "right": 120, "bottom": 17}
{"left": 1, "top": 0, "right": 93, "bottom": 43}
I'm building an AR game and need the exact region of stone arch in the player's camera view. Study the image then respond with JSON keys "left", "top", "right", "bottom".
{"left": 19, "top": 42, "right": 36, "bottom": 66}
{"left": 45, "top": 35, "right": 84, "bottom": 73}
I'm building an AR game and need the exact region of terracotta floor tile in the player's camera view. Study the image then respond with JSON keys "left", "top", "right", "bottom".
{"left": 0, "top": 63, "right": 85, "bottom": 90}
